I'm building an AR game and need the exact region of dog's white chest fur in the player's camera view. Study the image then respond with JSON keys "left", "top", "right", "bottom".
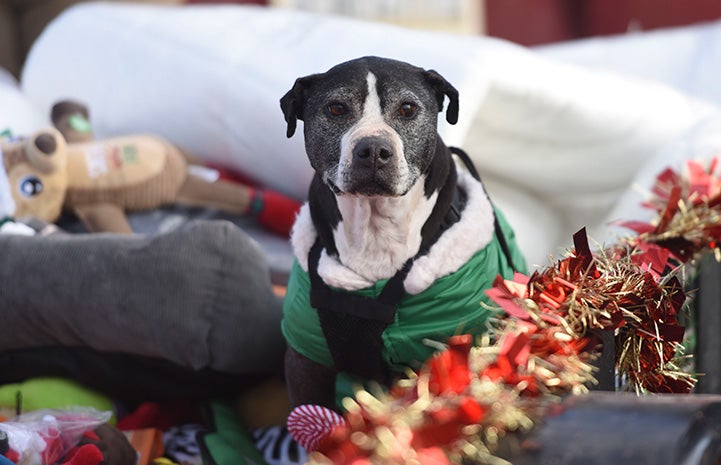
{"left": 291, "top": 167, "right": 496, "bottom": 294}
{"left": 332, "top": 179, "right": 436, "bottom": 283}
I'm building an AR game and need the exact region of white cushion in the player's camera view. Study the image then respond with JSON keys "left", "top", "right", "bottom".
{"left": 0, "top": 67, "right": 47, "bottom": 135}
{"left": 596, "top": 115, "right": 721, "bottom": 246}
{"left": 21, "top": 3, "right": 719, "bottom": 265}
{"left": 537, "top": 20, "right": 721, "bottom": 111}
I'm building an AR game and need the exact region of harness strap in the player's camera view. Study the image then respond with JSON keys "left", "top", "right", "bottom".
{"left": 308, "top": 241, "right": 408, "bottom": 381}
{"left": 450, "top": 146, "right": 520, "bottom": 273}
{"left": 308, "top": 183, "right": 466, "bottom": 381}
{"left": 308, "top": 241, "right": 400, "bottom": 323}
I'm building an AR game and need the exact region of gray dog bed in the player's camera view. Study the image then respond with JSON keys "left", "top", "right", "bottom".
{"left": 0, "top": 219, "right": 286, "bottom": 401}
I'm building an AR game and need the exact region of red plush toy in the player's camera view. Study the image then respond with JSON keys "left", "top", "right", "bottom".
{"left": 59, "top": 443, "right": 104, "bottom": 465}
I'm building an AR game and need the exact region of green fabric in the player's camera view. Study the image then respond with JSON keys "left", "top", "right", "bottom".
{"left": 198, "top": 400, "right": 268, "bottom": 465}
{"left": 282, "top": 208, "right": 526, "bottom": 396}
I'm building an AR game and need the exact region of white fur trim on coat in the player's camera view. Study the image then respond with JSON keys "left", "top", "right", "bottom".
{"left": 290, "top": 164, "right": 495, "bottom": 294}
{"left": 403, "top": 168, "right": 494, "bottom": 294}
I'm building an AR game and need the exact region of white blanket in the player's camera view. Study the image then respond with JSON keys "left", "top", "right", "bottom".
{"left": 19, "top": 3, "right": 720, "bottom": 266}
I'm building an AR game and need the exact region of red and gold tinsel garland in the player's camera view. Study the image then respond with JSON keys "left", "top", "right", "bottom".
{"left": 299, "top": 157, "right": 721, "bottom": 465}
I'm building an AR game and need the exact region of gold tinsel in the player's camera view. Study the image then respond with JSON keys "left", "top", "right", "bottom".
{"left": 298, "top": 157, "right": 721, "bottom": 465}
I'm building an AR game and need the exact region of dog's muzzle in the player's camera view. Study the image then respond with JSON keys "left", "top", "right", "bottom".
{"left": 342, "top": 136, "right": 400, "bottom": 196}
{"left": 352, "top": 136, "right": 394, "bottom": 168}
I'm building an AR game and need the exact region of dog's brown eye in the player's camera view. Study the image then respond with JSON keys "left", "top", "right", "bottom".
{"left": 399, "top": 102, "right": 417, "bottom": 118}
{"left": 327, "top": 102, "right": 348, "bottom": 117}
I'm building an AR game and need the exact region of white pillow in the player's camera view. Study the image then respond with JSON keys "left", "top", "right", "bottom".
{"left": 0, "top": 67, "right": 47, "bottom": 135}
{"left": 21, "top": 2, "right": 719, "bottom": 265}
{"left": 537, "top": 20, "right": 721, "bottom": 112}
{"left": 596, "top": 115, "right": 721, "bottom": 246}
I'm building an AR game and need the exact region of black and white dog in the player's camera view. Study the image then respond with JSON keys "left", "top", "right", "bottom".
{"left": 280, "top": 56, "right": 523, "bottom": 409}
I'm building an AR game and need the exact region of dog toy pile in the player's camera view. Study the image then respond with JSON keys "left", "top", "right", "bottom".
{"left": 0, "top": 100, "right": 301, "bottom": 237}
{"left": 288, "top": 156, "right": 721, "bottom": 465}
{"left": 0, "top": 408, "right": 112, "bottom": 465}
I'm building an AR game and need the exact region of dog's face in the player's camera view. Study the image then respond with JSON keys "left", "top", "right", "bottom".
{"left": 281, "top": 56, "right": 458, "bottom": 197}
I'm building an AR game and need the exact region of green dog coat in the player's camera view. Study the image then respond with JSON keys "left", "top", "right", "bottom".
{"left": 282, "top": 164, "right": 526, "bottom": 404}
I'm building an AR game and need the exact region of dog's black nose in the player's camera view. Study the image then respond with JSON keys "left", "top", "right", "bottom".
{"left": 352, "top": 136, "right": 393, "bottom": 169}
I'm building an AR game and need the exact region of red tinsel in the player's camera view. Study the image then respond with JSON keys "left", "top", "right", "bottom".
{"left": 294, "top": 156, "right": 721, "bottom": 465}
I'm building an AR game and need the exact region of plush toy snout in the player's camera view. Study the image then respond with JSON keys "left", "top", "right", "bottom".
{"left": 3, "top": 128, "right": 68, "bottom": 222}
{"left": 24, "top": 129, "right": 68, "bottom": 174}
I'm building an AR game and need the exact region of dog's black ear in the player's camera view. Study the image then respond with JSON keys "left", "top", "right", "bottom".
{"left": 280, "top": 79, "right": 303, "bottom": 138}
{"left": 280, "top": 75, "right": 316, "bottom": 138}
{"left": 424, "top": 69, "right": 459, "bottom": 125}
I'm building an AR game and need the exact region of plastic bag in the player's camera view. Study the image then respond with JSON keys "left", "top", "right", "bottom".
{"left": 0, "top": 408, "right": 111, "bottom": 465}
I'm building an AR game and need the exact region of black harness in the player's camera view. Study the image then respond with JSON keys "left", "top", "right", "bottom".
{"left": 307, "top": 148, "right": 518, "bottom": 382}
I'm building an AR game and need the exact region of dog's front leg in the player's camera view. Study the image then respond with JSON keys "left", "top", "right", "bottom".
{"left": 285, "top": 346, "right": 338, "bottom": 409}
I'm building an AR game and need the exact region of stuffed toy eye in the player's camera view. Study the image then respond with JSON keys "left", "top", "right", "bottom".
{"left": 19, "top": 176, "right": 44, "bottom": 197}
